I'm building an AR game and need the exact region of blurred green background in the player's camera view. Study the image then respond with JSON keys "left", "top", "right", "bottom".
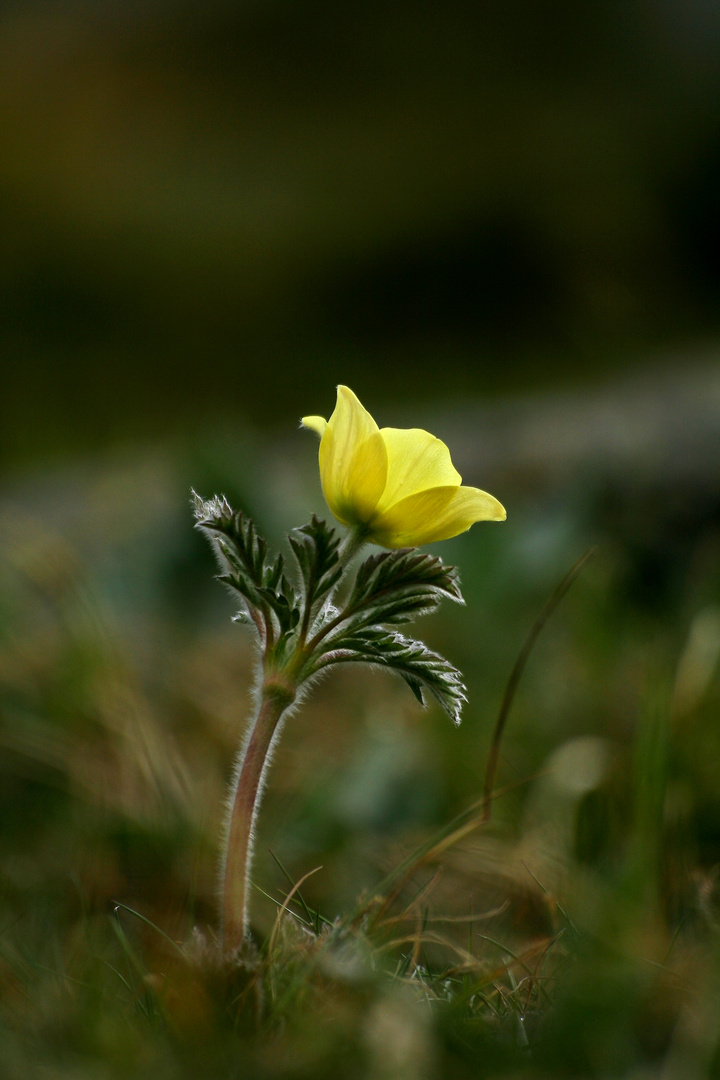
{"left": 2, "top": 2, "right": 720, "bottom": 1077}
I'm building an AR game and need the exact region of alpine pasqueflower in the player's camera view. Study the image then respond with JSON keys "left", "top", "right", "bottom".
{"left": 302, "top": 385, "right": 506, "bottom": 548}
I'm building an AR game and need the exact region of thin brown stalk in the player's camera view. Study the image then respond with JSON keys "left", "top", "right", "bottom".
{"left": 267, "top": 866, "right": 324, "bottom": 961}
{"left": 481, "top": 547, "right": 596, "bottom": 824}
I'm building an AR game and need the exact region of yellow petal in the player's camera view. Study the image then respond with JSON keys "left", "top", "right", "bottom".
{"left": 318, "top": 386, "right": 387, "bottom": 526}
{"left": 323, "top": 429, "right": 388, "bottom": 525}
{"left": 370, "top": 485, "right": 507, "bottom": 548}
{"left": 303, "top": 386, "right": 506, "bottom": 547}
{"left": 301, "top": 415, "right": 327, "bottom": 437}
{"left": 375, "top": 427, "right": 462, "bottom": 514}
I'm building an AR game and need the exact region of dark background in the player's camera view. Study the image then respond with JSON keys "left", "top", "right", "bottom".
{"left": 1, "top": 0, "right": 719, "bottom": 465}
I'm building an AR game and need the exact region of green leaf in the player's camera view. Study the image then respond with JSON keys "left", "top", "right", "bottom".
{"left": 341, "top": 548, "right": 463, "bottom": 633}
{"left": 192, "top": 491, "right": 299, "bottom": 637}
{"left": 288, "top": 516, "right": 342, "bottom": 626}
{"left": 311, "top": 627, "right": 467, "bottom": 725}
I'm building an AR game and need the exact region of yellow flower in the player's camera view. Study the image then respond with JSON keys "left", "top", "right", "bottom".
{"left": 302, "top": 386, "right": 506, "bottom": 548}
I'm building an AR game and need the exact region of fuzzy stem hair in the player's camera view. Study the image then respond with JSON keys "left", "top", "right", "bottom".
{"left": 221, "top": 674, "right": 297, "bottom": 953}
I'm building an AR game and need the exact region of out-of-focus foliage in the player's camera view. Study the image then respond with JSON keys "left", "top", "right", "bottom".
{"left": 1, "top": 392, "right": 720, "bottom": 1075}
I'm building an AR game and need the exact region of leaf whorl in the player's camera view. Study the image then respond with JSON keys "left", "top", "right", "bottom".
{"left": 193, "top": 493, "right": 468, "bottom": 721}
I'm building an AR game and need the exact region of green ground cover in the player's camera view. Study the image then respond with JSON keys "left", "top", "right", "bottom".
{"left": 1, "top": 409, "right": 719, "bottom": 1078}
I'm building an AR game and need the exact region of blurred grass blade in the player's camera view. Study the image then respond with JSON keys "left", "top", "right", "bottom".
{"left": 482, "top": 547, "right": 596, "bottom": 823}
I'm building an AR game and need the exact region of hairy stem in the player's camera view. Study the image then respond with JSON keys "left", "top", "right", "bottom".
{"left": 220, "top": 526, "right": 364, "bottom": 951}
{"left": 336, "top": 525, "right": 368, "bottom": 567}
{"left": 221, "top": 677, "right": 296, "bottom": 953}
